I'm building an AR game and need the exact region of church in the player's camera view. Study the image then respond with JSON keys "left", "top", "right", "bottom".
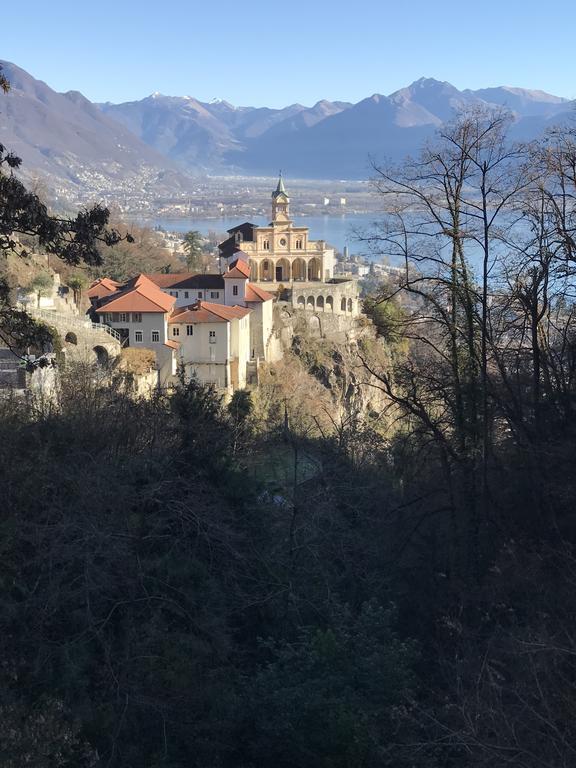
{"left": 218, "top": 177, "right": 358, "bottom": 317}
{"left": 218, "top": 176, "right": 336, "bottom": 284}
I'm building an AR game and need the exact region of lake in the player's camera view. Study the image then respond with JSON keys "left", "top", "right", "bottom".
{"left": 151, "top": 213, "right": 382, "bottom": 256}
{"left": 148, "top": 213, "right": 510, "bottom": 273}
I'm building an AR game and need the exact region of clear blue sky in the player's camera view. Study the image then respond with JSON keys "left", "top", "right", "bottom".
{"left": 4, "top": 0, "right": 576, "bottom": 106}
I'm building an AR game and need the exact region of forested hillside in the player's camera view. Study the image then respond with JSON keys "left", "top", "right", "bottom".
{"left": 3, "top": 61, "right": 576, "bottom": 766}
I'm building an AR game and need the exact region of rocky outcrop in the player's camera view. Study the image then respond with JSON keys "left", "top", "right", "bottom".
{"left": 268, "top": 302, "right": 387, "bottom": 419}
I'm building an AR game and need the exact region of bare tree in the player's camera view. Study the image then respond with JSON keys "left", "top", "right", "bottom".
{"left": 361, "top": 108, "right": 530, "bottom": 579}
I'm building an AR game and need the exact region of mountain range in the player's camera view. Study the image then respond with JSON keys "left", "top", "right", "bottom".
{"left": 1, "top": 60, "right": 575, "bottom": 195}
{"left": 100, "top": 77, "right": 574, "bottom": 179}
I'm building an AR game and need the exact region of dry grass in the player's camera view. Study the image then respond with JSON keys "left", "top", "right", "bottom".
{"left": 119, "top": 347, "right": 156, "bottom": 374}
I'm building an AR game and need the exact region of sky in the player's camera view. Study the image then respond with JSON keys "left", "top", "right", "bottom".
{"left": 3, "top": 0, "right": 576, "bottom": 107}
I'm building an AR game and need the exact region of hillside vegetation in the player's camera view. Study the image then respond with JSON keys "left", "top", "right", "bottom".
{"left": 3, "top": 73, "right": 576, "bottom": 766}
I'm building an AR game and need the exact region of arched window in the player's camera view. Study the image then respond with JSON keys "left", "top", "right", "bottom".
{"left": 307, "top": 296, "right": 315, "bottom": 309}
{"left": 263, "top": 239, "right": 270, "bottom": 250}
{"left": 347, "top": 298, "right": 353, "bottom": 313}
{"left": 341, "top": 297, "right": 347, "bottom": 312}
{"left": 296, "top": 239, "right": 302, "bottom": 249}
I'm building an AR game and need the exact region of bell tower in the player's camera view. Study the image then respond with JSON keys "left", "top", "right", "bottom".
{"left": 271, "top": 173, "right": 290, "bottom": 223}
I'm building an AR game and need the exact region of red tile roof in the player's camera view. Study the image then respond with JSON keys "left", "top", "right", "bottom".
{"left": 87, "top": 277, "right": 121, "bottom": 300}
{"left": 245, "top": 284, "right": 274, "bottom": 302}
{"left": 96, "top": 274, "right": 175, "bottom": 314}
{"left": 168, "top": 300, "right": 251, "bottom": 324}
{"left": 223, "top": 258, "right": 251, "bottom": 279}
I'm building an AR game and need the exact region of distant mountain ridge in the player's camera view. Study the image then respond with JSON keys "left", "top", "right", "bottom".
{"left": 1, "top": 60, "right": 574, "bottom": 194}
{"left": 101, "top": 77, "right": 574, "bottom": 178}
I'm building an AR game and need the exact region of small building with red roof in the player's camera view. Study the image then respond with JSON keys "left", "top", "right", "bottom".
{"left": 91, "top": 256, "right": 277, "bottom": 391}
{"left": 95, "top": 274, "right": 176, "bottom": 350}
{"left": 168, "top": 301, "right": 252, "bottom": 389}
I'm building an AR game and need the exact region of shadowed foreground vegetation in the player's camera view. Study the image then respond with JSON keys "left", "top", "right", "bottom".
{"left": 1, "top": 348, "right": 576, "bottom": 767}
{"left": 3, "top": 80, "right": 576, "bottom": 764}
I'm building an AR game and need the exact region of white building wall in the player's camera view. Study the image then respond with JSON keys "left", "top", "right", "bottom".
{"left": 156, "top": 345, "right": 177, "bottom": 387}
{"left": 185, "top": 362, "right": 229, "bottom": 390}
{"left": 323, "top": 248, "right": 336, "bottom": 280}
{"left": 102, "top": 311, "right": 168, "bottom": 347}
{"left": 176, "top": 321, "right": 230, "bottom": 389}
{"left": 246, "top": 300, "right": 273, "bottom": 361}
{"left": 162, "top": 288, "right": 225, "bottom": 308}
{"left": 176, "top": 321, "right": 229, "bottom": 366}
{"left": 224, "top": 278, "right": 247, "bottom": 306}
{"left": 232, "top": 315, "right": 251, "bottom": 388}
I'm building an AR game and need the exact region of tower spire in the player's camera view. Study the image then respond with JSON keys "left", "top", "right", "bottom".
{"left": 271, "top": 170, "right": 290, "bottom": 222}
{"left": 273, "top": 171, "right": 286, "bottom": 197}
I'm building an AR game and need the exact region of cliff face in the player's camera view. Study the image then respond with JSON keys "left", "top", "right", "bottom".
{"left": 269, "top": 303, "right": 389, "bottom": 422}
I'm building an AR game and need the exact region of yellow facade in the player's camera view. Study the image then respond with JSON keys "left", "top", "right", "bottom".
{"left": 236, "top": 180, "right": 335, "bottom": 284}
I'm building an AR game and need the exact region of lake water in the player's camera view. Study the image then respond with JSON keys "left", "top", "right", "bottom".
{"left": 152, "top": 213, "right": 382, "bottom": 256}
{"left": 150, "top": 213, "right": 504, "bottom": 272}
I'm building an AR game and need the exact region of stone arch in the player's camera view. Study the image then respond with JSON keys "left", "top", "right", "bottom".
{"left": 260, "top": 259, "right": 272, "bottom": 281}
{"left": 341, "top": 297, "right": 347, "bottom": 312}
{"left": 308, "top": 314, "right": 321, "bottom": 338}
{"left": 316, "top": 295, "right": 325, "bottom": 311}
{"left": 326, "top": 295, "right": 334, "bottom": 312}
{"left": 297, "top": 296, "right": 305, "bottom": 309}
{"left": 307, "top": 257, "right": 322, "bottom": 281}
{"left": 292, "top": 257, "right": 306, "bottom": 281}
{"left": 249, "top": 260, "right": 258, "bottom": 281}
{"left": 64, "top": 331, "right": 78, "bottom": 345}
{"left": 347, "top": 298, "right": 353, "bottom": 313}
{"left": 306, "top": 296, "right": 315, "bottom": 309}
{"left": 93, "top": 345, "right": 109, "bottom": 367}
{"left": 275, "top": 258, "right": 291, "bottom": 282}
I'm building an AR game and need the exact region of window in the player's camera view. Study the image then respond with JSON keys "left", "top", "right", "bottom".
{"left": 210, "top": 291, "right": 219, "bottom": 299}
{"left": 172, "top": 327, "right": 180, "bottom": 337}
{"left": 134, "top": 330, "right": 143, "bottom": 343}
{"left": 112, "top": 313, "right": 119, "bottom": 322}
{"left": 184, "top": 291, "right": 189, "bottom": 299}
{"left": 296, "top": 239, "right": 302, "bottom": 249}
{"left": 198, "top": 292, "right": 203, "bottom": 299}
{"left": 151, "top": 330, "right": 160, "bottom": 342}
{"left": 132, "top": 313, "right": 142, "bottom": 323}
{"left": 279, "top": 237, "right": 287, "bottom": 246}
{"left": 233, "top": 285, "right": 238, "bottom": 296}
{"left": 263, "top": 240, "right": 270, "bottom": 250}
{"left": 119, "top": 312, "right": 128, "bottom": 322}
{"left": 209, "top": 330, "right": 216, "bottom": 343}
{"left": 186, "top": 325, "right": 194, "bottom": 336}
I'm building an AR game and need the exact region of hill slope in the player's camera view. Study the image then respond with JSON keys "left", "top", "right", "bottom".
{"left": 0, "top": 61, "right": 193, "bottom": 205}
